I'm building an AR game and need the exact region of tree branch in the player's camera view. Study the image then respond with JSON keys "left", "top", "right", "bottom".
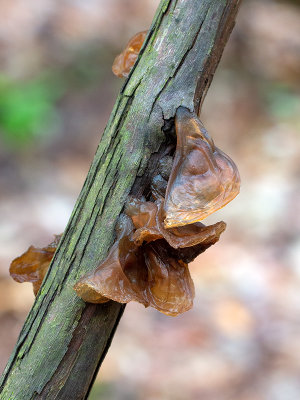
{"left": 0, "top": 0, "right": 241, "bottom": 398}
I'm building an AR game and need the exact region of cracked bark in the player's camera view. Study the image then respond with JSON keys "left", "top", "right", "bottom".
{"left": 0, "top": 0, "right": 241, "bottom": 399}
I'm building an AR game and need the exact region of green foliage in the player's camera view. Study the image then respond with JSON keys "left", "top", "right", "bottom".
{"left": 0, "top": 45, "right": 114, "bottom": 149}
{"left": 0, "top": 74, "right": 63, "bottom": 148}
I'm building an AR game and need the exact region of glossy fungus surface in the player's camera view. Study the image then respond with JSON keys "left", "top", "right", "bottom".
{"left": 164, "top": 107, "right": 241, "bottom": 228}
{"left": 10, "top": 235, "right": 61, "bottom": 295}
{"left": 74, "top": 198, "right": 225, "bottom": 316}
{"left": 10, "top": 64, "right": 240, "bottom": 317}
{"left": 127, "top": 197, "right": 226, "bottom": 250}
{"left": 112, "top": 31, "right": 147, "bottom": 78}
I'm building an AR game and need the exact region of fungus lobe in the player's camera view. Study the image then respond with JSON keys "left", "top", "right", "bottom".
{"left": 74, "top": 197, "right": 225, "bottom": 316}
{"left": 112, "top": 31, "right": 147, "bottom": 78}
{"left": 164, "top": 107, "right": 240, "bottom": 228}
{"left": 10, "top": 235, "right": 61, "bottom": 295}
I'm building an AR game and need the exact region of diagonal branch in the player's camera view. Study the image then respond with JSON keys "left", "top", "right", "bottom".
{"left": 0, "top": 0, "right": 241, "bottom": 398}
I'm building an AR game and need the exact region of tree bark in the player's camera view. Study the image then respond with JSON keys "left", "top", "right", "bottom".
{"left": 0, "top": 0, "right": 241, "bottom": 398}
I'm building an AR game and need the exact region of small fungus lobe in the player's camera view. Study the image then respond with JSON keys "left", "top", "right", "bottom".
{"left": 112, "top": 31, "right": 147, "bottom": 78}
{"left": 10, "top": 235, "right": 61, "bottom": 295}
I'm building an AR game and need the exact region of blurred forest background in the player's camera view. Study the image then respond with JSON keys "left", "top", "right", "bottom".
{"left": 0, "top": 0, "right": 300, "bottom": 399}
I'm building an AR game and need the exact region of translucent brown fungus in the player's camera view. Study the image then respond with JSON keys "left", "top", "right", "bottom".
{"left": 73, "top": 107, "right": 239, "bottom": 316}
{"left": 10, "top": 235, "right": 61, "bottom": 295}
{"left": 164, "top": 107, "right": 240, "bottom": 228}
{"left": 74, "top": 198, "right": 225, "bottom": 316}
{"left": 112, "top": 31, "right": 147, "bottom": 78}
{"left": 74, "top": 215, "right": 144, "bottom": 305}
{"left": 141, "top": 241, "right": 195, "bottom": 316}
{"left": 74, "top": 215, "right": 196, "bottom": 316}
{"left": 126, "top": 197, "right": 226, "bottom": 249}
{"left": 10, "top": 102, "right": 240, "bottom": 316}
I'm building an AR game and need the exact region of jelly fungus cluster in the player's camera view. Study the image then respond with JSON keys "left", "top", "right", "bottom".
{"left": 10, "top": 30, "right": 240, "bottom": 316}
